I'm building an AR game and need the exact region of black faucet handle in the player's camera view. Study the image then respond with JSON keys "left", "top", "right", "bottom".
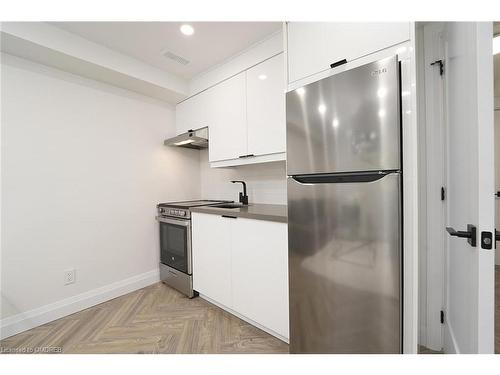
{"left": 239, "top": 192, "right": 249, "bottom": 205}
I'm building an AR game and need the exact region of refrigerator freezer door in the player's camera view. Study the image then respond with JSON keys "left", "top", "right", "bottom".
{"left": 286, "top": 56, "right": 400, "bottom": 176}
{"left": 287, "top": 173, "right": 401, "bottom": 353}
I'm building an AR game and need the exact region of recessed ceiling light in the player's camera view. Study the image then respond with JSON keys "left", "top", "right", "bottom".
{"left": 318, "top": 104, "right": 327, "bottom": 114}
{"left": 258, "top": 74, "right": 267, "bottom": 80}
{"left": 180, "top": 24, "right": 194, "bottom": 36}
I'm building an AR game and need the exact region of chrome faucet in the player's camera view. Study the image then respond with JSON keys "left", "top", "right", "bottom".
{"left": 231, "top": 180, "right": 248, "bottom": 205}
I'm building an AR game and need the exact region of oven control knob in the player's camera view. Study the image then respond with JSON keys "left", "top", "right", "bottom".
{"left": 180, "top": 211, "right": 186, "bottom": 216}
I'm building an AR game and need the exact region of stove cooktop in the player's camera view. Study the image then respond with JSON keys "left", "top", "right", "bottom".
{"left": 157, "top": 200, "right": 231, "bottom": 209}
{"left": 157, "top": 200, "right": 232, "bottom": 219}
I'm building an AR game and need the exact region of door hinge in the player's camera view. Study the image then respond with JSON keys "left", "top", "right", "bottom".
{"left": 431, "top": 59, "right": 444, "bottom": 76}
{"left": 441, "top": 186, "right": 446, "bottom": 201}
{"left": 440, "top": 310, "right": 445, "bottom": 324}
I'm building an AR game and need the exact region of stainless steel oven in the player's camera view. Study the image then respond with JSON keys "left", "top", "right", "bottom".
{"left": 158, "top": 216, "right": 191, "bottom": 274}
{"left": 156, "top": 200, "right": 230, "bottom": 298}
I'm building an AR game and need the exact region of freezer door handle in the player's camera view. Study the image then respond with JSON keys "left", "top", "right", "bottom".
{"left": 291, "top": 170, "right": 399, "bottom": 184}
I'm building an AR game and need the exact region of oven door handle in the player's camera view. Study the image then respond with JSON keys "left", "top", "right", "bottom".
{"left": 155, "top": 216, "right": 190, "bottom": 227}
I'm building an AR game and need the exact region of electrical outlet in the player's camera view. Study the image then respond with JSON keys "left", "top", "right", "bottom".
{"left": 64, "top": 269, "right": 76, "bottom": 285}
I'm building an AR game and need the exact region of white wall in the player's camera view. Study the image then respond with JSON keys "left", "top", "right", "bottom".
{"left": 0, "top": 53, "right": 201, "bottom": 322}
{"left": 199, "top": 150, "right": 287, "bottom": 205}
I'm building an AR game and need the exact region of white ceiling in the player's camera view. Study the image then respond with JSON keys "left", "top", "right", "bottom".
{"left": 49, "top": 22, "right": 282, "bottom": 80}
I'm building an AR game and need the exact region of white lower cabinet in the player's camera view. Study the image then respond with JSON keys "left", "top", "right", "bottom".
{"left": 191, "top": 212, "right": 289, "bottom": 340}
{"left": 191, "top": 213, "right": 232, "bottom": 307}
{"left": 231, "top": 217, "right": 289, "bottom": 339}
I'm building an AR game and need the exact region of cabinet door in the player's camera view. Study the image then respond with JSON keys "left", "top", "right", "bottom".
{"left": 208, "top": 72, "right": 247, "bottom": 162}
{"left": 287, "top": 22, "right": 330, "bottom": 84}
{"left": 231, "top": 218, "right": 289, "bottom": 338}
{"left": 175, "top": 90, "right": 208, "bottom": 135}
{"left": 246, "top": 54, "right": 286, "bottom": 156}
{"left": 287, "top": 22, "right": 410, "bottom": 83}
{"left": 191, "top": 213, "right": 232, "bottom": 307}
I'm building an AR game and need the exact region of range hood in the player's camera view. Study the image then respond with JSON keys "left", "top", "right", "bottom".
{"left": 164, "top": 127, "right": 208, "bottom": 149}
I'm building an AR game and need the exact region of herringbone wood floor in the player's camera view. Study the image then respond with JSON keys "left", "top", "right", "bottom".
{"left": 0, "top": 282, "right": 289, "bottom": 354}
{"left": 3, "top": 266, "right": 499, "bottom": 354}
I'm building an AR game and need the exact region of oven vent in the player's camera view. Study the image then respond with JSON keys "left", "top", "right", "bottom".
{"left": 162, "top": 50, "right": 190, "bottom": 65}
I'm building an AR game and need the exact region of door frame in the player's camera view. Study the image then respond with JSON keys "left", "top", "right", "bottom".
{"left": 417, "top": 22, "right": 447, "bottom": 352}
{"left": 420, "top": 22, "right": 495, "bottom": 354}
{"left": 459, "top": 22, "right": 495, "bottom": 354}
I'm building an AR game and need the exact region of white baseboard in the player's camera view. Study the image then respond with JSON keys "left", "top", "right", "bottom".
{"left": 199, "top": 294, "right": 289, "bottom": 344}
{"left": 0, "top": 269, "right": 160, "bottom": 340}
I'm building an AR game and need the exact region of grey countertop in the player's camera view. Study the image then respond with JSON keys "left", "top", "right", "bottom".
{"left": 190, "top": 203, "right": 288, "bottom": 223}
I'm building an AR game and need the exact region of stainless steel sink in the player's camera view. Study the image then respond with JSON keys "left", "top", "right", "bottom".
{"left": 213, "top": 203, "right": 246, "bottom": 209}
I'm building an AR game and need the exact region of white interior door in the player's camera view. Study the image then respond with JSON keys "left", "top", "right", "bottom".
{"left": 495, "top": 110, "right": 500, "bottom": 266}
{"left": 444, "top": 22, "right": 495, "bottom": 354}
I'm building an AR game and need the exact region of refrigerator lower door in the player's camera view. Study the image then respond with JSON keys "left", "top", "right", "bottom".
{"left": 287, "top": 172, "right": 401, "bottom": 353}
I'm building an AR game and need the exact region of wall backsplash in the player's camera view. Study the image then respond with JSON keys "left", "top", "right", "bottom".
{"left": 199, "top": 150, "right": 287, "bottom": 205}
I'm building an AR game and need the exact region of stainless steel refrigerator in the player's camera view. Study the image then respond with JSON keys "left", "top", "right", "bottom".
{"left": 286, "top": 56, "right": 401, "bottom": 354}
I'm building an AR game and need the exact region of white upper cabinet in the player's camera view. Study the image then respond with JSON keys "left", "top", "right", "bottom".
{"left": 246, "top": 54, "right": 286, "bottom": 156}
{"left": 175, "top": 89, "right": 209, "bottom": 134}
{"left": 175, "top": 53, "right": 286, "bottom": 167}
{"left": 287, "top": 22, "right": 410, "bottom": 84}
{"left": 207, "top": 72, "right": 247, "bottom": 162}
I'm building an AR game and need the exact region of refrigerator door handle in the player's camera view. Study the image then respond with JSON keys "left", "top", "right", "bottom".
{"left": 290, "top": 170, "right": 400, "bottom": 184}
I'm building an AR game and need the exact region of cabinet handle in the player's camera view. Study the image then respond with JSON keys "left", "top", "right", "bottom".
{"left": 221, "top": 215, "right": 237, "bottom": 219}
{"left": 238, "top": 154, "right": 255, "bottom": 159}
{"left": 330, "top": 59, "right": 347, "bottom": 68}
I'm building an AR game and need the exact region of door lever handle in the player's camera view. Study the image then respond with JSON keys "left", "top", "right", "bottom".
{"left": 446, "top": 224, "right": 477, "bottom": 247}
